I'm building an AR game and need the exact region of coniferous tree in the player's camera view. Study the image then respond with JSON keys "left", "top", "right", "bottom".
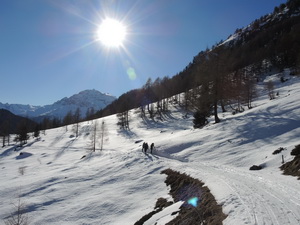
{"left": 63, "top": 111, "right": 73, "bottom": 131}
{"left": 16, "top": 121, "right": 29, "bottom": 146}
{"left": 33, "top": 124, "right": 40, "bottom": 139}
{"left": 193, "top": 83, "right": 212, "bottom": 128}
{"left": 117, "top": 111, "right": 129, "bottom": 129}
{"left": 193, "top": 111, "right": 209, "bottom": 128}
{"left": 143, "top": 78, "right": 155, "bottom": 118}
{"left": 73, "top": 108, "right": 81, "bottom": 137}
{"left": 1, "top": 120, "right": 10, "bottom": 147}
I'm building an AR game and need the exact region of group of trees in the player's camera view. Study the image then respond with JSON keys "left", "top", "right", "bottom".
{"left": 0, "top": 109, "right": 38, "bottom": 147}
{"left": 1, "top": 120, "right": 10, "bottom": 147}
{"left": 1, "top": 109, "right": 109, "bottom": 152}
{"left": 39, "top": 107, "right": 96, "bottom": 133}
{"left": 0, "top": 107, "right": 84, "bottom": 148}
{"left": 1, "top": 121, "right": 39, "bottom": 147}
{"left": 89, "top": 120, "right": 107, "bottom": 152}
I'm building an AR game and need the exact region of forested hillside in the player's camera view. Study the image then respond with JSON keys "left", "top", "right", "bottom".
{"left": 96, "top": 0, "right": 300, "bottom": 123}
{"left": 0, "top": 109, "right": 37, "bottom": 147}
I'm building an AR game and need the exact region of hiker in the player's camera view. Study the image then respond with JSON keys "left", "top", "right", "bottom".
{"left": 142, "top": 142, "right": 145, "bottom": 152}
{"left": 144, "top": 142, "right": 149, "bottom": 153}
{"left": 150, "top": 143, "right": 154, "bottom": 154}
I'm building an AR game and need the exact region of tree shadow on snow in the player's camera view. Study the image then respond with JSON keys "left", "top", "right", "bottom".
{"left": 0, "top": 139, "right": 40, "bottom": 159}
{"left": 54, "top": 138, "right": 76, "bottom": 160}
{"left": 234, "top": 116, "right": 300, "bottom": 145}
{"left": 16, "top": 152, "right": 33, "bottom": 160}
{"left": 49, "top": 130, "right": 67, "bottom": 147}
{"left": 0, "top": 146, "right": 18, "bottom": 158}
{"left": 117, "top": 127, "right": 137, "bottom": 139}
{"left": 140, "top": 111, "right": 191, "bottom": 131}
{"left": 25, "top": 198, "right": 64, "bottom": 214}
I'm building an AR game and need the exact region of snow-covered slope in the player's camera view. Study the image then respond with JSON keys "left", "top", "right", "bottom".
{"left": 0, "top": 74, "right": 300, "bottom": 225}
{"left": 0, "top": 90, "right": 116, "bottom": 120}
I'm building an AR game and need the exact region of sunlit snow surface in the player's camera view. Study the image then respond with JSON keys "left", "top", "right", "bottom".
{"left": 1, "top": 73, "right": 300, "bottom": 224}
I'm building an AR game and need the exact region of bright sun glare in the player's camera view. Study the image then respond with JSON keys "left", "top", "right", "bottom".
{"left": 97, "top": 18, "right": 127, "bottom": 48}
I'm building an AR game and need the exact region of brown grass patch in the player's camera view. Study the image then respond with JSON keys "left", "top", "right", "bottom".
{"left": 280, "top": 155, "right": 300, "bottom": 179}
{"left": 280, "top": 144, "right": 300, "bottom": 180}
{"left": 162, "top": 169, "right": 226, "bottom": 225}
{"left": 134, "top": 169, "right": 226, "bottom": 225}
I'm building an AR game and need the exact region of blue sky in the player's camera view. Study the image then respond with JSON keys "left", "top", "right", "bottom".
{"left": 0, "top": 0, "right": 286, "bottom": 106}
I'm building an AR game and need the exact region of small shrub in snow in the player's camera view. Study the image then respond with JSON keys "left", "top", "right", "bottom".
{"left": 18, "top": 167, "right": 26, "bottom": 176}
{"left": 272, "top": 147, "right": 285, "bottom": 155}
{"left": 193, "top": 111, "right": 209, "bottom": 128}
{"left": 280, "top": 76, "right": 286, "bottom": 83}
{"left": 4, "top": 197, "right": 29, "bottom": 225}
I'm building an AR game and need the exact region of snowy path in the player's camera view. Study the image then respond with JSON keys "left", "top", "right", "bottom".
{"left": 179, "top": 161, "right": 300, "bottom": 225}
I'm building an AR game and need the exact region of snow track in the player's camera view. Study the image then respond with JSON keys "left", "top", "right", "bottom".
{"left": 183, "top": 162, "right": 300, "bottom": 225}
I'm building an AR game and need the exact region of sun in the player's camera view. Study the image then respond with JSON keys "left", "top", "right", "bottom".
{"left": 96, "top": 18, "right": 127, "bottom": 48}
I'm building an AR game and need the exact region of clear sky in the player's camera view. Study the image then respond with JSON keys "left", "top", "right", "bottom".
{"left": 0, "top": 0, "right": 286, "bottom": 106}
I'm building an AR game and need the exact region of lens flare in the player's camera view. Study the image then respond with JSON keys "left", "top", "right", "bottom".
{"left": 127, "top": 67, "right": 137, "bottom": 80}
{"left": 188, "top": 197, "right": 199, "bottom": 207}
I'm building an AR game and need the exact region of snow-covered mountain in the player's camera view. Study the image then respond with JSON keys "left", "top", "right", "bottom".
{"left": 0, "top": 90, "right": 116, "bottom": 120}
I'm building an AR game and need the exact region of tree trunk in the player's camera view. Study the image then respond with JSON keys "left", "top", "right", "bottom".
{"left": 214, "top": 100, "right": 220, "bottom": 123}
{"left": 221, "top": 100, "right": 226, "bottom": 112}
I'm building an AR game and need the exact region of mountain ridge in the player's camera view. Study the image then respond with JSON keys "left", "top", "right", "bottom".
{"left": 0, "top": 89, "right": 116, "bottom": 120}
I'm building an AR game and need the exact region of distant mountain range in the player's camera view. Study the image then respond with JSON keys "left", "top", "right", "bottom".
{"left": 0, "top": 89, "right": 116, "bottom": 121}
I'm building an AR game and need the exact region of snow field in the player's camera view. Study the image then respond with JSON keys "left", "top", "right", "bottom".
{"left": 0, "top": 74, "right": 300, "bottom": 224}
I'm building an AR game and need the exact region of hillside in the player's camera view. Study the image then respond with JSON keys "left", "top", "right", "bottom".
{"left": 0, "top": 73, "right": 299, "bottom": 224}
{"left": 98, "top": 1, "right": 300, "bottom": 119}
{"left": 0, "top": 109, "right": 37, "bottom": 135}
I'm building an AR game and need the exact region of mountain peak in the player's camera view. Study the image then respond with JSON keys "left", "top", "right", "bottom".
{"left": 54, "top": 89, "right": 115, "bottom": 107}
{"left": 0, "top": 89, "right": 116, "bottom": 120}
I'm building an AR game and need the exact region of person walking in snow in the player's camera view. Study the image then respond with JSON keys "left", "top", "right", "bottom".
{"left": 142, "top": 142, "right": 145, "bottom": 152}
{"left": 150, "top": 143, "right": 154, "bottom": 154}
{"left": 144, "top": 142, "right": 149, "bottom": 153}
